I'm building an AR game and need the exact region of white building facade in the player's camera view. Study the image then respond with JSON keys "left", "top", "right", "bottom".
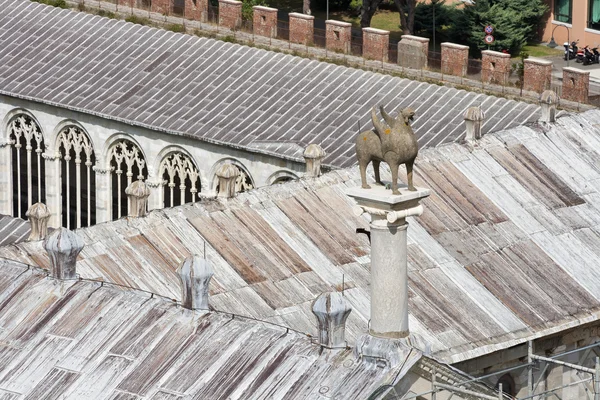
{"left": 0, "top": 95, "right": 304, "bottom": 228}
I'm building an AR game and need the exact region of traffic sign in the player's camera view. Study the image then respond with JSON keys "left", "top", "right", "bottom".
{"left": 484, "top": 34, "right": 495, "bottom": 44}
{"left": 485, "top": 25, "right": 494, "bottom": 34}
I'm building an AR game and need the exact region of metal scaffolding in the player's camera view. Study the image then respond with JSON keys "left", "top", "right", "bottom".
{"left": 395, "top": 341, "right": 600, "bottom": 400}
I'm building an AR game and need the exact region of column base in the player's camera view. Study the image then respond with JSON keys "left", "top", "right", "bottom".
{"left": 354, "top": 333, "right": 431, "bottom": 368}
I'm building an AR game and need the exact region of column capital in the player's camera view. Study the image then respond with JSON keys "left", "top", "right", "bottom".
{"left": 347, "top": 185, "right": 430, "bottom": 225}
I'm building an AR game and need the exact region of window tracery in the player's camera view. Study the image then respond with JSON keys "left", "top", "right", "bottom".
{"left": 7, "top": 115, "right": 45, "bottom": 219}
{"left": 160, "top": 152, "right": 201, "bottom": 207}
{"left": 235, "top": 167, "right": 254, "bottom": 192}
{"left": 108, "top": 139, "right": 147, "bottom": 220}
{"left": 57, "top": 126, "right": 95, "bottom": 229}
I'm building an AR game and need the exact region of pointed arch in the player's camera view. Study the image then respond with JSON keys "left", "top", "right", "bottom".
{"left": 6, "top": 111, "right": 46, "bottom": 219}
{"left": 209, "top": 158, "right": 255, "bottom": 194}
{"left": 157, "top": 147, "right": 202, "bottom": 208}
{"left": 55, "top": 122, "right": 96, "bottom": 228}
{"left": 105, "top": 136, "right": 147, "bottom": 220}
{"left": 267, "top": 170, "right": 299, "bottom": 185}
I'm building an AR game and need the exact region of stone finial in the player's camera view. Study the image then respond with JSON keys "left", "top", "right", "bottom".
{"left": 125, "top": 180, "right": 150, "bottom": 217}
{"left": 216, "top": 163, "right": 241, "bottom": 198}
{"left": 464, "top": 106, "right": 485, "bottom": 141}
{"left": 540, "top": 90, "right": 559, "bottom": 123}
{"left": 177, "top": 254, "right": 214, "bottom": 310}
{"left": 303, "top": 144, "right": 326, "bottom": 178}
{"left": 43, "top": 228, "right": 84, "bottom": 280}
{"left": 26, "top": 202, "right": 51, "bottom": 241}
{"left": 312, "top": 292, "right": 352, "bottom": 348}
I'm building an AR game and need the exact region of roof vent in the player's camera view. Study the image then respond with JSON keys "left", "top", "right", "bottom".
{"left": 540, "top": 90, "right": 559, "bottom": 123}
{"left": 177, "top": 254, "right": 214, "bottom": 310}
{"left": 44, "top": 228, "right": 84, "bottom": 280}
{"left": 125, "top": 180, "right": 151, "bottom": 217}
{"left": 312, "top": 292, "right": 352, "bottom": 348}
{"left": 26, "top": 202, "right": 51, "bottom": 241}
{"left": 464, "top": 106, "right": 485, "bottom": 141}
{"left": 216, "top": 164, "right": 241, "bottom": 198}
{"left": 303, "top": 144, "right": 326, "bottom": 178}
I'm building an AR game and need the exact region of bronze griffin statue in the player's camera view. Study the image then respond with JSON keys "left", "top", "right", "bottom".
{"left": 355, "top": 106, "right": 419, "bottom": 195}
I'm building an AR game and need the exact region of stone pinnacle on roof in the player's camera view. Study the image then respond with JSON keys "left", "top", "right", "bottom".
{"left": 125, "top": 180, "right": 151, "bottom": 217}
{"left": 303, "top": 144, "right": 326, "bottom": 178}
{"left": 177, "top": 254, "right": 214, "bottom": 310}
{"left": 464, "top": 106, "right": 485, "bottom": 141}
{"left": 43, "top": 227, "right": 84, "bottom": 280}
{"left": 540, "top": 90, "right": 559, "bottom": 123}
{"left": 312, "top": 291, "right": 352, "bottom": 348}
{"left": 216, "top": 164, "right": 241, "bottom": 198}
{"left": 26, "top": 202, "right": 51, "bottom": 241}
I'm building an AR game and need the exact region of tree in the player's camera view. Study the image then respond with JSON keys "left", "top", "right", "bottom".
{"left": 414, "top": 0, "right": 462, "bottom": 44}
{"left": 393, "top": 0, "right": 416, "bottom": 35}
{"left": 360, "top": 0, "right": 416, "bottom": 34}
{"left": 460, "top": 0, "right": 548, "bottom": 55}
{"left": 360, "top": 0, "right": 384, "bottom": 27}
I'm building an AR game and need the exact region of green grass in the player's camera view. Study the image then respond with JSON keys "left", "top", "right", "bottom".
{"left": 519, "top": 44, "right": 563, "bottom": 58}
{"left": 312, "top": 9, "right": 403, "bottom": 41}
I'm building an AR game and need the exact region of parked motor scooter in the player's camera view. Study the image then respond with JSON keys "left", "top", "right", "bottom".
{"left": 564, "top": 40, "right": 579, "bottom": 61}
{"left": 576, "top": 44, "right": 586, "bottom": 63}
{"left": 583, "top": 46, "right": 596, "bottom": 65}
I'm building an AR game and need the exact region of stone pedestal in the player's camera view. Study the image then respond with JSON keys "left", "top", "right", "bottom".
{"left": 398, "top": 35, "right": 429, "bottom": 69}
{"left": 218, "top": 0, "right": 242, "bottom": 30}
{"left": 562, "top": 67, "right": 590, "bottom": 103}
{"left": 363, "top": 28, "right": 389, "bottom": 62}
{"left": 185, "top": 0, "right": 208, "bottom": 22}
{"left": 151, "top": 0, "right": 170, "bottom": 15}
{"left": 253, "top": 6, "right": 278, "bottom": 38}
{"left": 289, "top": 13, "right": 314, "bottom": 45}
{"left": 441, "top": 42, "right": 468, "bottom": 77}
{"left": 325, "top": 20, "right": 351, "bottom": 54}
{"left": 523, "top": 57, "right": 552, "bottom": 93}
{"left": 347, "top": 184, "right": 430, "bottom": 338}
{"left": 481, "top": 50, "right": 511, "bottom": 85}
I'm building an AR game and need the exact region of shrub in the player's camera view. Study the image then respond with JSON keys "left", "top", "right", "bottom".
{"left": 125, "top": 15, "right": 151, "bottom": 25}
{"left": 166, "top": 23, "right": 186, "bottom": 32}
{"left": 96, "top": 9, "right": 117, "bottom": 18}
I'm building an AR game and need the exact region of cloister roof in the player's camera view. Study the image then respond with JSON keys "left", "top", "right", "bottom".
{"left": 0, "top": 214, "right": 31, "bottom": 246}
{"left": 0, "top": 0, "right": 541, "bottom": 168}
{"left": 3, "top": 110, "right": 600, "bottom": 365}
{"left": 0, "top": 258, "right": 426, "bottom": 399}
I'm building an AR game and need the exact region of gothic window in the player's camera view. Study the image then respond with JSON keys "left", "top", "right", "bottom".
{"left": 160, "top": 152, "right": 201, "bottom": 207}
{"left": 234, "top": 166, "right": 254, "bottom": 193}
{"left": 108, "top": 139, "right": 147, "bottom": 220}
{"left": 57, "top": 126, "right": 95, "bottom": 229}
{"left": 7, "top": 115, "right": 45, "bottom": 219}
{"left": 214, "top": 164, "right": 254, "bottom": 194}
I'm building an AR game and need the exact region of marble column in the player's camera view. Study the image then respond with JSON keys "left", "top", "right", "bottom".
{"left": 0, "top": 142, "right": 12, "bottom": 215}
{"left": 347, "top": 184, "right": 430, "bottom": 362}
{"left": 94, "top": 166, "right": 112, "bottom": 224}
{"left": 44, "top": 154, "right": 61, "bottom": 228}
